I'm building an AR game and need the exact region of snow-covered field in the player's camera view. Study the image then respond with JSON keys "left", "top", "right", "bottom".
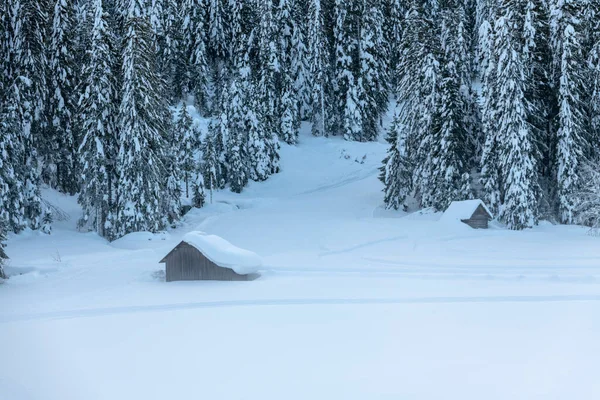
{"left": 2, "top": 128, "right": 600, "bottom": 399}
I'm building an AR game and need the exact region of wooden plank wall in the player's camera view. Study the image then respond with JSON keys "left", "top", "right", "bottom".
{"left": 166, "top": 242, "right": 249, "bottom": 282}
{"left": 462, "top": 205, "right": 489, "bottom": 229}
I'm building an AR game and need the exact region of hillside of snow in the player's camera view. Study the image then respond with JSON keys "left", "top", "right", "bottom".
{"left": 1, "top": 128, "right": 600, "bottom": 400}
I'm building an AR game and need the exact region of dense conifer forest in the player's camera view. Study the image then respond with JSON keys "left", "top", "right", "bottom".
{"left": 1, "top": 0, "right": 600, "bottom": 252}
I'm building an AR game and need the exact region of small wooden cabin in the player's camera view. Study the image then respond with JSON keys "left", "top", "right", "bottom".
{"left": 441, "top": 200, "right": 493, "bottom": 229}
{"left": 160, "top": 232, "right": 262, "bottom": 282}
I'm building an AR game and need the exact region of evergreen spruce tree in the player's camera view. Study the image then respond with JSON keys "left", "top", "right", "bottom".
{"left": 164, "top": 126, "right": 183, "bottom": 226}
{"left": 5, "top": 0, "right": 46, "bottom": 231}
{"left": 380, "top": 111, "right": 412, "bottom": 210}
{"left": 278, "top": 0, "right": 300, "bottom": 144}
{"left": 226, "top": 72, "right": 249, "bottom": 193}
{"left": 255, "top": 3, "right": 281, "bottom": 176}
{"left": 46, "top": 0, "right": 79, "bottom": 194}
{"left": 0, "top": 86, "right": 27, "bottom": 233}
{"left": 201, "top": 127, "right": 218, "bottom": 203}
{"left": 161, "top": 0, "right": 185, "bottom": 100}
{"left": 0, "top": 219, "right": 8, "bottom": 279}
{"left": 291, "top": 0, "right": 311, "bottom": 121}
{"left": 384, "top": 0, "right": 405, "bottom": 87}
{"left": 308, "top": 0, "right": 332, "bottom": 137}
{"left": 181, "top": 0, "right": 209, "bottom": 111}
{"left": 211, "top": 86, "right": 230, "bottom": 188}
{"left": 207, "top": 0, "right": 228, "bottom": 60}
{"left": 551, "top": 0, "right": 589, "bottom": 224}
{"left": 478, "top": 0, "right": 503, "bottom": 215}
{"left": 257, "top": 0, "right": 281, "bottom": 141}
{"left": 11, "top": 0, "right": 49, "bottom": 148}
{"left": 78, "top": 0, "right": 118, "bottom": 237}
{"left": 191, "top": 168, "right": 206, "bottom": 208}
{"left": 522, "top": 0, "right": 555, "bottom": 218}
{"left": 493, "top": 0, "right": 539, "bottom": 229}
{"left": 334, "top": 0, "right": 358, "bottom": 138}
{"left": 280, "top": 71, "right": 299, "bottom": 144}
{"left": 115, "top": 0, "right": 169, "bottom": 238}
{"left": 591, "top": 33, "right": 600, "bottom": 144}
{"left": 207, "top": 0, "right": 229, "bottom": 112}
{"left": 475, "top": 0, "right": 495, "bottom": 77}
{"left": 246, "top": 91, "right": 272, "bottom": 182}
{"left": 394, "top": 0, "right": 443, "bottom": 208}
{"left": 174, "top": 104, "right": 197, "bottom": 198}
{"left": 359, "top": 0, "right": 388, "bottom": 142}
{"left": 343, "top": 78, "right": 364, "bottom": 141}
{"left": 428, "top": 0, "right": 473, "bottom": 210}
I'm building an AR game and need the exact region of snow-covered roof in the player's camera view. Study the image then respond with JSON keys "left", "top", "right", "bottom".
{"left": 180, "top": 231, "right": 263, "bottom": 275}
{"left": 440, "top": 199, "right": 492, "bottom": 222}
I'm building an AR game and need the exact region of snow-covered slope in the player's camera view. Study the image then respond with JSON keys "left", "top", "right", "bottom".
{"left": 1, "top": 127, "right": 600, "bottom": 400}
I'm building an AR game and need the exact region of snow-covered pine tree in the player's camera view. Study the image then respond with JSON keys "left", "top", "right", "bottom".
{"left": 475, "top": 0, "right": 495, "bottom": 76}
{"left": 575, "top": 160, "right": 600, "bottom": 232}
{"left": 78, "top": 0, "right": 118, "bottom": 238}
{"left": 551, "top": 0, "right": 589, "bottom": 224}
{"left": 291, "top": 0, "right": 311, "bottom": 121}
{"left": 114, "top": 0, "right": 170, "bottom": 238}
{"left": 207, "top": 0, "right": 228, "bottom": 60}
{"left": 4, "top": 0, "right": 46, "bottom": 231}
{"left": 253, "top": 2, "right": 281, "bottom": 176}
{"left": 246, "top": 89, "right": 272, "bottom": 182}
{"left": 148, "top": 0, "right": 164, "bottom": 42}
{"left": 0, "top": 219, "right": 8, "bottom": 279}
{"left": 0, "top": 106, "right": 14, "bottom": 230}
{"left": 383, "top": 0, "right": 405, "bottom": 87}
{"left": 380, "top": 111, "right": 412, "bottom": 210}
{"left": 0, "top": 0, "right": 6, "bottom": 89}
{"left": 358, "top": 0, "right": 388, "bottom": 142}
{"left": 334, "top": 0, "right": 388, "bottom": 142}
{"left": 334, "top": 0, "right": 358, "bottom": 138}
{"left": 207, "top": 0, "right": 230, "bottom": 113}
{"left": 212, "top": 84, "right": 229, "bottom": 189}
{"left": 73, "top": 0, "right": 92, "bottom": 71}
{"left": 343, "top": 77, "right": 364, "bottom": 141}
{"left": 201, "top": 125, "right": 218, "bottom": 203}
{"left": 280, "top": 70, "right": 299, "bottom": 144}
{"left": 191, "top": 171, "right": 206, "bottom": 208}
{"left": 308, "top": 0, "right": 332, "bottom": 137}
{"left": 226, "top": 67, "right": 249, "bottom": 193}
{"left": 9, "top": 0, "right": 49, "bottom": 146}
{"left": 428, "top": 0, "right": 473, "bottom": 210}
{"left": 522, "top": 0, "right": 555, "bottom": 218}
{"left": 478, "top": 1, "right": 504, "bottom": 216}
{"left": 181, "top": 0, "right": 209, "bottom": 112}
{"left": 164, "top": 121, "right": 183, "bottom": 226}
{"left": 227, "top": 0, "right": 245, "bottom": 60}
{"left": 46, "top": 0, "right": 79, "bottom": 195}
{"left": 493, "top": 0, "right": 539, "bottom": 229}
{"left": 174, "top": 104, "right": 197, "bottom": 198}
{"left": 591, "top": 30, "right": 600, "bottom": 144}
{"left": 277, "top": 0, "right": 300, "bottom": 144}
{"left": 257, "top": 0, "right": 282, "bottom": 144}
{"left": 394, "top": 0, "right": 443, "bottom": 208}
{"left": 161, "top": 0, "right": 185, "bottom": 100}
{"left": 0, "top": 84, "right": 28, "bottom": 233}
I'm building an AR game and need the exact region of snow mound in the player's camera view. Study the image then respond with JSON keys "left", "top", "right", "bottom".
{"left": 440, "top": 200, "right": 492, "bottom": 223}
{"left": 183, "top": 231, "right": 263, "bottom": 275}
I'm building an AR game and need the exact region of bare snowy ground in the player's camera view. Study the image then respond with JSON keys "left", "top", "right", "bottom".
{"left": 2, "top": 129, "right": 600, "bottom": 399}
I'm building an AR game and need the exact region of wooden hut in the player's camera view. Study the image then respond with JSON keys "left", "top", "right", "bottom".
{"left": 160, "top": 232, "right": 262, "bottom": 282}
{"left": 441, "top": 200, "right": 493, "bottom": 229}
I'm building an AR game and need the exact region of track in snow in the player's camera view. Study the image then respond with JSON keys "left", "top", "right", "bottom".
{"left": 3, "top": 294, "right": 600, "bottom": 324}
